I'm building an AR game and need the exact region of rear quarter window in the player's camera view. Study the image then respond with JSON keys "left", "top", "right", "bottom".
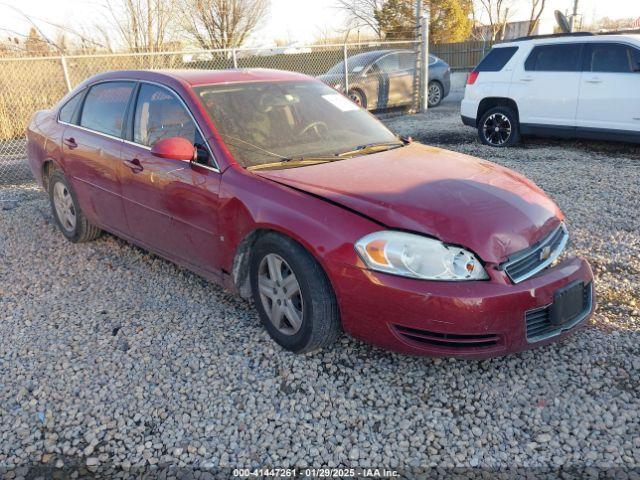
{"left": 59, "top": 91, "right": 84, "bottom": 124}
{"left": 475, "top": 47, "right": 519, "bottom": 72}
{"left": 524, "top": 43, "right": 583, "bottom": 71}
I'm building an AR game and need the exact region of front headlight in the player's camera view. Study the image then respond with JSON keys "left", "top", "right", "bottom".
{"left": 355, "top": 231, "right": 488, "bottom": 281}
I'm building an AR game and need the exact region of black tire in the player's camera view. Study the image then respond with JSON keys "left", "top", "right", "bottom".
{"left": 348, "top": 89, "right": 367, "bottom": 109}
{"left": 48, "top": 170, "right": 101, "bottom": 243}
{"left": 427, "top": 81, "right": 444, "bottom": 107}
{"left": 478, "top": 106, "right": 521, "bottom": 147}
{"left": 250, "top": 232, "right": 341, "bottom": 353}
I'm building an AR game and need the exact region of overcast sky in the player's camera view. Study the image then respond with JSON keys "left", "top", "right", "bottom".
{"left": 1, "top": 0, "right": 638, "bottom": 48}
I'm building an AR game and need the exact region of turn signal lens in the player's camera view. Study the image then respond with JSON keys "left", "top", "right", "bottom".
{"left": 365, "top": 239, "right": 388, "bottom": 266}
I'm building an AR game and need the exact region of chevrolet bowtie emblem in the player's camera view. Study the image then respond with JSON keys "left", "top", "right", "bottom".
{"left": 539, "top": 245, "right": 552, "bottom": 261}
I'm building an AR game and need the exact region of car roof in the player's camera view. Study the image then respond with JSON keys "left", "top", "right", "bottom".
{"left": 345, "top": 49, "right": 413, "bottom": 63}
{"left": 83, "top": 68, "right": 315, "bottom": 87}
{"left": 500, "top": 33, "right": 640, "bottom": 47}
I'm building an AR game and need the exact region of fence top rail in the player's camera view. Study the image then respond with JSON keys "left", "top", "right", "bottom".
{"left": 0, "top": 39, "right": 421, "bottom": 63}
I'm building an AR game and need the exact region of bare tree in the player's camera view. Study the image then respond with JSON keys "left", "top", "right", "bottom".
{"left": 527, "top": 0, "right": 546, "bottom": 35}
{"left": 104, "top": 0, "right": 175, "bottom": 52}
{"left": 335, "top": 0, "right": 386, "bottom": 40}
{"left": 477, "top": 0, "right": 512, "bottom": 40}
{"left": 178, "top": 0, "right": 268, "bottom": 50}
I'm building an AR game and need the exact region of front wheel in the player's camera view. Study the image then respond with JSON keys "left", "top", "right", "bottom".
{"left": 478, "top": 106, "right": 521, "bottom": 147}
{"left": 250, "top": 233, "right": 341, "bottom": 353}
{"left": 348, "top": 89, "right": 367, "bottom": 109}
{"left": 49, "top": 170, "right": 101, "bottom": 243}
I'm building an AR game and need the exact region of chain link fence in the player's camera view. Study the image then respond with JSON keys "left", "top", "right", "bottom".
{"left": 0, "top": 40, "right": 426, "bottom": 185}
{"left": 431, "top": 40, "right": 495, "bottom": 71}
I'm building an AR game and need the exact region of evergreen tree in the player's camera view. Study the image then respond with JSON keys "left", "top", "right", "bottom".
{"left": 373, "top": 0, "right": 473, "bottom": 43}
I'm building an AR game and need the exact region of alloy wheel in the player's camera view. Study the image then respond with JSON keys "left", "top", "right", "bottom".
{"left": 52, "top": 182, "right": 76, "bottom": 232}
{"left": 482, "top": 113, "right": 512, "bottom": 146}
{"left": 258, "top": 253, "right": 304, "bottom": 335}
{"left": 427, "top": 83, "right": 441, "bottom": 106}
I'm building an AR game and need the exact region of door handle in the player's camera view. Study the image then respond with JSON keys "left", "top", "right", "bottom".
{"left": 585, "top": 78, "right": 602, "bottom": 84}
{"left": 123, "top": 158, "right": 143, "bottom": 173}
{"left": 63, "top": 137, "right": 77, "bottom": 149}
{"left": 520, "top": 77, "right": 534, "bottom": 82}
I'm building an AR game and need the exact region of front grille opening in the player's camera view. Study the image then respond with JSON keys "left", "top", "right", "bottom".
{"left": 394, "top": 325, "right": 500, "bottom": 349}
{"left": 525, "top": 282, "right": 592, "bottom": 342}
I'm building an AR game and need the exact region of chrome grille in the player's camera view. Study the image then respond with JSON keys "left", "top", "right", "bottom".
{"left": 501, "top": 223, "right": 568, "bottom": 283}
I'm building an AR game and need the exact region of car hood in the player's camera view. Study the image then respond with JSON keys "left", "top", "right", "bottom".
{"left": 255, "top": 143, "right": 563, "bottom": 264}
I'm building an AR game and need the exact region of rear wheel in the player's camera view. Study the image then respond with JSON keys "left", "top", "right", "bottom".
{"left": 49, "top": 170, "right": 101, "bottom": 243}
{"left": 250, "top": 233, "right": 341, "bottom": 353}
{"left": 478, "top": 106, "right": 520, "bottom": 147}
{"left": 427, "top": 81, "right": 443, "bottom": 107}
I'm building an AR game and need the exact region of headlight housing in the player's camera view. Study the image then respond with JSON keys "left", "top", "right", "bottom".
{"left": 355, "top": 231, "right": 488, "bottom": 281}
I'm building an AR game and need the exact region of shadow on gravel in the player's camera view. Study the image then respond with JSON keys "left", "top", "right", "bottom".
{"left": 414, "top": 132, "right": 476, "bottom": 146}
{"left": 414, "top": 131, "right": 640, "bottom": 158}
{"left": 519, "top": 137, "right": 640, "bottom": 158}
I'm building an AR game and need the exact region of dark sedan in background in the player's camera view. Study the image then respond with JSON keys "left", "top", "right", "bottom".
{"left": 318, "top": 49, "right": 451, "bottom": 109}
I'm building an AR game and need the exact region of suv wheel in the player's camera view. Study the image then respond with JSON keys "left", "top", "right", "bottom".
{"left": 250, "top": 233, "right": 341, "bottom": 353}
{"left": 478, "top": 106, "right": 520, "bottom": 147}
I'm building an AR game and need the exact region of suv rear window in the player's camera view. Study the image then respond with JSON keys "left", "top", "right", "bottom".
{"left": 524, "top": 43, "right": 582, "bottom": 72}
{"left": 474, "top": 47, "right": 518, "bottom": 72}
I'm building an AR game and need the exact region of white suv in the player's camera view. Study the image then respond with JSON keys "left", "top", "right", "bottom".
{"left": 461, "top": 32, "right": 640, "bottom": 147}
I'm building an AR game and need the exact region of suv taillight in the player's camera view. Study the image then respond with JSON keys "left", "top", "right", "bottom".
{"left": 467, "top": 71, "right": 479, "bottom": 85}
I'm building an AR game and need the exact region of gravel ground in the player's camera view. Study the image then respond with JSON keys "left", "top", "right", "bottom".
{"left": 1, "top": 96, "right": 639, "bottom": 478}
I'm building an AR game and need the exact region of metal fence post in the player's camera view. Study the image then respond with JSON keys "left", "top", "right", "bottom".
{"left": 60, "top": 55, "right": 72, "bottom": 93}
{"left": 420, "top": 9, "right": 430, "bottom": 114}
{"left": 232, "top": 48, "right": 238, "bottom": 69}
{"left": 342, "top": 44, "right": 349, "bottom": 96}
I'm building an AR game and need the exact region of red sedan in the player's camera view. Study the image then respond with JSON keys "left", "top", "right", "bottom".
{"left": 26, "top": 69, "right": 594, "bottom": 358}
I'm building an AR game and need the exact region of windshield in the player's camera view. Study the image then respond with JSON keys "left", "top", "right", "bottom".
{"left": 195, "top": 81, "right": 399, "bottom": 169}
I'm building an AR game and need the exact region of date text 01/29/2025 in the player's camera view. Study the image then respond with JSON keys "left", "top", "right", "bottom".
{"left": 232, "top": 468, "right": 400, "bottom": 477}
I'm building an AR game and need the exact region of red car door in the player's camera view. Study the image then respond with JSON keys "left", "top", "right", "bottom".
{"left": 61, "top": 81, "right": 135, "bottom": 235}
{"left": 119, "top": 82, "right": 223, "bottom": 274}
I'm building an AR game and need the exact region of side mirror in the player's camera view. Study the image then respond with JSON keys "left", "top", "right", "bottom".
{"left": 150, "top": 137, "right": 196, "bottom": 162}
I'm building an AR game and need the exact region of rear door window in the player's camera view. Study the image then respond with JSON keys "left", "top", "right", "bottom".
{"left": 398, "top": 52, "right": 416, "bottom": 70}
{"left": 584, "top": 43, "right": 640, "bottom": 73}
{"left": 475, "top": 46, "right": 518, "bottom": 72}
{"left": 524, "top": 43, "right": 582, "bottom": 72}
{"left": 80, "top": 82, "right": 135, "bottom": 137}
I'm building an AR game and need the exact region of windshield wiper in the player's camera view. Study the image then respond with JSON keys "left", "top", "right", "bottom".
{"left": 337, "top": 140, "right": 406, "bottom": 157}
{"left": 247, "top": 156, "right": 340, "bottom": 171}
{"left": 223, "top": 135, "right": 345, "bottom": 170}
